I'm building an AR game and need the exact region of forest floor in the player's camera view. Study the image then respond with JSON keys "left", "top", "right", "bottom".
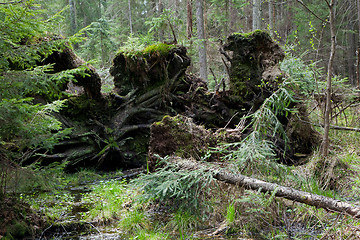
{"left": 2, "top": 103, "right": 360, "bottom": 240}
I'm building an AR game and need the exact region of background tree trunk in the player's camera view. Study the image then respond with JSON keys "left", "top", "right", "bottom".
{"left": 357, "top": 0, "right": 360, "bottom": 87}
{"left": 128, "top": 0, "right": 133, "bottom": 34}
{"left": 321, "top": 0, "right": 336, "bottom": 157}
{"left": 69, "top": 0, "right": 77, "bottom": 35}
{"left": 158, "top": 0, "right": 164, "bottom": 41}
{"left": 187, "top": 0, "right": 193, "bottom": 40}
{"left": 252, "top": 0, "right": 261, "bottom": 30}
{"left": 268, "top": 0, "right": 274, "bottom": 36}
{"left": 196, "top": 0, "right": 208, "bottom": 82}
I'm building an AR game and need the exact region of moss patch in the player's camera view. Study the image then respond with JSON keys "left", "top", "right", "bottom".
{"left": 116, "top": 42, "right": 175, "bottom": 58}
{"left": 110, "top": 45, "right": 189, "bottom": 96}
{"left": 143, "top": 43, "right": 175, "bottom": 56}
{"left": 148, "top": 115, "right": 214, "bottom": 170}
{"left": 224, "top": 30, "right": 285, "bottom": 108}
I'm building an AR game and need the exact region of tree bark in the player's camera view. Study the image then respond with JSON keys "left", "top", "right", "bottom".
{"left": 268, "top": 0, "right": 274, "bottom": 35}
{"left": 321, "top": 0, "right": 336, "bottom": 157}
{"left": 158, "top": 0, "right": 164, "bottom": 41}
{"left": 346, "top": 9, "right": 355, "bottom": 85}
{"left": 225, "top": 0, "right": 229, "bottom": 35}
{"left": 69, "top": 0, "right": 77, "bottom": 35}
{"left": 357, "top": 0, "right": 360, "bottom": 88}
{"left": 252, "top": 0, "right": 261, "bottom": 30}
{"left": 128, "top": 0, "right": 133, "bottom": 34}
{"left": 196, "top": 0, "right": 208, "bottom": 82}
{"left": 187, "top": 0, "right": 193, "bottom": 40}
{"left": 175, "top": 159, "right": 360, "bottom": 219}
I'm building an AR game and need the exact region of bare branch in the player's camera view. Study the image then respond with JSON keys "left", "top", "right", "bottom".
{"left": 0, "top": 0, "right": 25, "bottom": 5}
{"left": 296, "top": 0, "right": 329, "bottom": 23}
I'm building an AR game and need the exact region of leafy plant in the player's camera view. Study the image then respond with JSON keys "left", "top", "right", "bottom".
{"left": 0, "top": 98, "right": 71, "bottom": 153}
{"left": 131, "top": 228, "right": 169, "bottom": 240}
{"left": 132, "top": 156, "right": 215, "bottom": 212}
{"left": 226, "top": 202, "right": 236, "bottom": 225}
{"left": 119, "top": 208, "right": 148, "bottom": 232}
{"left": 171, "top": 210, "right": 197, "bottom": 240}
{"left": 83, "top": 179, "right": 129, "bottom": 220}
{"left": 211, "top": 55, "right": 321, "bottom": 180}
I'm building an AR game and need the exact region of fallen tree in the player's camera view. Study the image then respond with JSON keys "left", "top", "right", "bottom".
{"left": 20, "top": 31, "right": 320, "bottom": 171}
{"left": 174, "top": 158, "right": 360, "bottom": 219}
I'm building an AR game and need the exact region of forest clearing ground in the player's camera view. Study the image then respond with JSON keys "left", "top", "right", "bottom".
{"left": 9, "top": 103, "right": 360, "bottom": 239}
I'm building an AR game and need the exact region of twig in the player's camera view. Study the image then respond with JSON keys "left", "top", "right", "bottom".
{"left": 0, "top": 0, "right": 25, "bottom": 5}
{"left": 39, "top": 223, "right": 54, "bottom": 239}
{"left": 224, "top": 112, "right": 239, "bottom": 128}
{"left": 86, "top": 221, "right": 102, "bottom": 235}
{"left": 332, "top": 99, "right": 359, "bottom": 120}
{"left": 209, "top": 67, "right": 217, "bottom": 86}
{"left": 295, "top": 0, "right": 329, "bottom": 23}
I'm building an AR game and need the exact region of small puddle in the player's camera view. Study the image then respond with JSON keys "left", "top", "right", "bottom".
{"left": 65, "top": 185, "right": 92, "bottom": 220}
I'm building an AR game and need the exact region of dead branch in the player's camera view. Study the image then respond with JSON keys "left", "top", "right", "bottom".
{"left": 316, "top": 123, "right": 360, "bottom": 132}
{"left": 332, "top": 99, "right": 359, "bottom": 120}
{"left": 0, "top": 0, "right": 25, "bottom": 4}
{"left": 295, "top": 0, "right": 329, "bottom": 23}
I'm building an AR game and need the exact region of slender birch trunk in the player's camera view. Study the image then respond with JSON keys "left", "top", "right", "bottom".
{"left": 128, "top": 0, "right": 133, "bottom": 34}
{"left": 321, "top": 0, "right": 336, "bottom": 156}
{"left": 252, "top": 0, "right": 261, "bottom": 30}
{"left": 268, "top": 0, "right": 274, "bottom": 35}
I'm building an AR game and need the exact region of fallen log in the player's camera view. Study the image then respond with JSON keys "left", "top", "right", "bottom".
{"left": 309, "top": 121, "right": 360, "bottom": 133}
{"left": 175, "top": 159, "right": 360, "bottom": 218}
{"left": 326, "top": 125, "right": 360, "bottom": 132}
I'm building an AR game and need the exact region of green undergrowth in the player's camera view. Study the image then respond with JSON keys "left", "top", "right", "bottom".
{"left": 8, "top": 56, "right": 360, "bottom": 239}
{"left": 12, "top": 144, "right": 360, "bottom": 240}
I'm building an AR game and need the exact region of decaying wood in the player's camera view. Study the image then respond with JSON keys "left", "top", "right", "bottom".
{"left": 327, "top": 125, "right": 360, "bottom": 132}
{"left": 43, "top": 47, "right": 102, "bottom": 100}
{"left": 311, "top": 122, "right": 360, "bottom": 133}
{"left": 175, "top": 159, "right": 360, "bottom": 218}
{"left": 30, "top": 33, "right": 319, "bottom": 171}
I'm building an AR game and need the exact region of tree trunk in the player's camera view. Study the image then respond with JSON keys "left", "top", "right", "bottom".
{"left": 230, "top": 2, "right": 236, "bottom": 33}
{"left": 69, "top": 0, "right": 77, "bottom": 35}
{"left": 196, "top": 0, "right": 208, "bottom": 82}
{"left": 347, "top": 22, "right": 355, "bottom": 85}
{"left": 158, "top": 0, "right": 164, "bottom": 41}
{"left": 321, "top": 0, "right": 336, "bottom": 157}
{"left": 128, "top": 0, "right": 133, "bottom": 34}
{"left": 187, "top": 0, "right": 193, "bottom": 40}
{"left": 268, "top": 0, "right": 274, "bottom": 36}
{"left": 225, "top": 0, "right": 229, "bottom": 35}
{"left": 357, "top": 0, "right": 360, "bottom": 88}
{"left": 175, "top": 159, "right": 360, "bottom": 219}
{"left": 252, "top": 0, "right": 261, "bottom": 30}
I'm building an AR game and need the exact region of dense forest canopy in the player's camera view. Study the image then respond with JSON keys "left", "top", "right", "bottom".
{"left": 25, "top": 0, "right": 359, "bottom": 85}
{"left": 1, "top": 0, "right": 360, "bottom": 239}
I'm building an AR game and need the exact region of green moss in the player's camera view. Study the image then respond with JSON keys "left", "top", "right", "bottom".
{"left": 143, "top": 43, "right": 175, "bottom": 56}
{"left": 226, "top": 30, "right": 272, "bottom": 100}
{"left": 232, "top": 29, "right": 271, "bottom": 39}
{"left": 8, "top": 221, "right": 29, "bottom": 239}
{"left": 117, "top": 42, "right": 175, "bottom": 58}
